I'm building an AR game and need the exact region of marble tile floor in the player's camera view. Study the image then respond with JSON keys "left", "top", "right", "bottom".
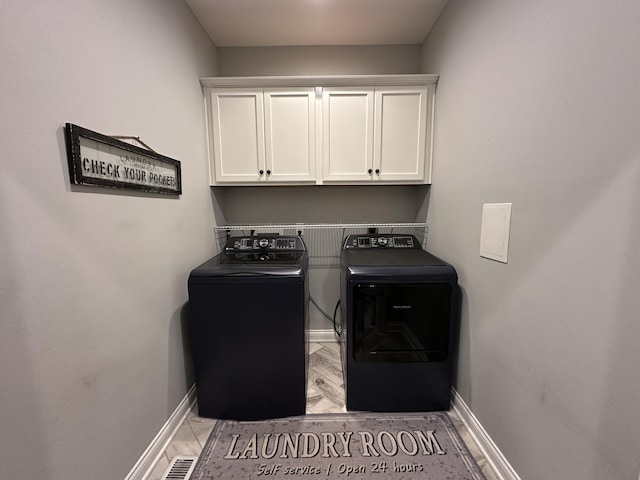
{"left": 146, "top": 342, "right": 500, "bottom": 480}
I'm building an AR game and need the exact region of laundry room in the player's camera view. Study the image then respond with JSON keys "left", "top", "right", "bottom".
{"left": 1, "top": 2, "right": 639, "bottom": 480}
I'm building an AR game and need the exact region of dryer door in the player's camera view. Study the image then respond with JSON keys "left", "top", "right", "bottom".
{"left": 353, "top": 283, "right": 451, "bottom": 362}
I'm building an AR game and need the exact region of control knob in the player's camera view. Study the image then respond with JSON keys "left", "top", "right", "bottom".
{"left": 258, "top": 238, "right": 270, "bottom": 249}
{"left": 377, "top": 237, "right": 388, "bottom": 247}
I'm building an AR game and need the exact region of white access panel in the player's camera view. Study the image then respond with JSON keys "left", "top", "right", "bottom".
{"left": 480, "top": 203, "right": 512, "bottom": 263}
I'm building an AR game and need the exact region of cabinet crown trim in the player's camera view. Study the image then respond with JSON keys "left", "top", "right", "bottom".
{"left": 200, "top": 74, "right": 438, "bottom": 88}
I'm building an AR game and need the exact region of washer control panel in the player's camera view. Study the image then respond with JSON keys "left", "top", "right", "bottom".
{"left": 225, "top": 235, "right": 304, "bottom": 252}
{"left": 343, "top": 234, "right": 419, "bottom": 249}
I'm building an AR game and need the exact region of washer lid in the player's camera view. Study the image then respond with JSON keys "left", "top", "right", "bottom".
{"left": 190, "top": 250, "right": 308, "bottom": 278}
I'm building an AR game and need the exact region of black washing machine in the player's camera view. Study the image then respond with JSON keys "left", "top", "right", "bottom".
{"left": 188, "top": 234, "right": 308, "bottom": 420}
{"left": 340, "top": 233, "right": 458, "bottom": 412}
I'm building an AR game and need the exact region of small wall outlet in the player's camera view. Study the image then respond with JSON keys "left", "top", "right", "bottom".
{"left": 479, "top": 203, "right": 512, "bottom": 263}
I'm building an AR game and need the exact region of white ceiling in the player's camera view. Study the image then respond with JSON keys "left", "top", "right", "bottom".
{"left": 185, "top": 0, "right": 448, "bottom": 47}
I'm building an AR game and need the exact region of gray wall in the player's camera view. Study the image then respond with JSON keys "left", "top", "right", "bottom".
{"left": 217, "top": 45, "right": 422, "bottom": 76}
{"left": 215, "top": 45, "right": 427, "bottom": 331}
{"left": 217, "top": 185, "right": 428, "bottom": 224}
{"left": 421, "top": 1, "right": 640, "bottom": 479}
{"left": 213, "top": 44, "right": 426, "bottom": 227}
{"left": 0, "top": 1, "right": 218, "bottom": 479}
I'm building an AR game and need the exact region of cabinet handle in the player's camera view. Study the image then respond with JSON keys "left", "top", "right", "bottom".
{"left": 368, "top": 169, "right": 373, "bottom": 174}
{"left": 375, "top": 169, "right": 380, "bottom": 174}
{"left": 259, "top": 170, "right": 264, "bottom": 175}
{"left": 266, "top": 170, "right": 271, "bottom": 175}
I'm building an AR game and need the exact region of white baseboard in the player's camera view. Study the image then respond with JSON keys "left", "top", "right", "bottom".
{"left": 308, "top": 328, "right": 339, "bottom": 343}
{"left": 451, "top": 389, "right": 521, "bottom": 480}
{"left": 124, "top": 384, "right": 197, "bottom": 480}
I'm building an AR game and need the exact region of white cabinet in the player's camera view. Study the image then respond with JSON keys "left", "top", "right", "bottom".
{"left": 322, "top": 86, "right": 432, "bottom": 184}
{"left": 208, "top": 89, "right": 265, "bottom": 184}
{"left": 202, "top": 75, "right": 437, "bottom": 186}
{"left": 322, "top": 88, "right": 375, "bottom": 182}
{"left": 263, "top": 89, "right": 316, "bottom": 183}
{"left": 374, "top": 87, "right": 430, "bottom": 183}
{"left": 206, "top": 88, "right": 316, "bottom": 184}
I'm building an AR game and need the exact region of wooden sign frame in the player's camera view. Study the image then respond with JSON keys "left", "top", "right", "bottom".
{"left": 65, "top": 123, "right": 182, "bottom": 195}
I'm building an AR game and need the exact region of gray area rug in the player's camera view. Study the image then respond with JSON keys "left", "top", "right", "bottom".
{"left": 191, "top": 412, "right": 486, "bottom": 479}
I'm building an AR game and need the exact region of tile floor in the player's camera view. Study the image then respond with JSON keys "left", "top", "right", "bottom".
{"left": 146, "top": 342, "right": 500, "bottom": 480}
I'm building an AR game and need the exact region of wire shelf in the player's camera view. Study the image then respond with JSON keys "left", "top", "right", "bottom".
{"left": 214, "top": 223, "right": 428, "bottom": 267}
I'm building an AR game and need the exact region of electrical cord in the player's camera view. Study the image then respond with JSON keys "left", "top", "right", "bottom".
{"left": 309, "top": 296, "right": 334, "bottom": 322}
{"left": 309, "top": 296, "right": 342, "bottom": 337}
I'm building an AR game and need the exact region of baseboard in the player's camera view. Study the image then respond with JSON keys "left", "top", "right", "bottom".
{"left": 124, "top": 384, "right": 197, "bottom": 480}
{"left": 451, "top": 389, "right": 521, "bottom": 480}
{"left": 308, "top": 328, "right": 338, "bottom": 343}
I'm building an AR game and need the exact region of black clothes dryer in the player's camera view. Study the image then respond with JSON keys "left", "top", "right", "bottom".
{"left": 188, "top": 234, "right": 308, "bottom": 420}
{"left": 340, "top": 234, "right": 458, "bottom": 412}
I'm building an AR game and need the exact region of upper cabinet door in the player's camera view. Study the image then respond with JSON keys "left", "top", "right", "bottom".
{"left": 322, "top": 88, "right": 375, "bottom": 182}
{"left": 208, "top": 89, "right": 265, "bottom": 184}
{"left": 263, "top": 88, "right": 317, "bottom": 183}
{"left": 373, "top": 86, "right": 432, "bottom": 183}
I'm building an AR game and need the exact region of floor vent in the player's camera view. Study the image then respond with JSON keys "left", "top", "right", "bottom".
{"left": 161, "top": 456, "right": 198, "bottom": 480}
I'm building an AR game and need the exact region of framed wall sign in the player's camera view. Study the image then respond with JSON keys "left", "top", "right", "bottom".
{"left": 65, "top": 123, "right": 182, "bottom": 195}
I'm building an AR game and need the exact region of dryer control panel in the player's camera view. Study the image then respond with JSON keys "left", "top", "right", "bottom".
{"left": 342, "top": 234, "right": 421, "bottom": 249}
